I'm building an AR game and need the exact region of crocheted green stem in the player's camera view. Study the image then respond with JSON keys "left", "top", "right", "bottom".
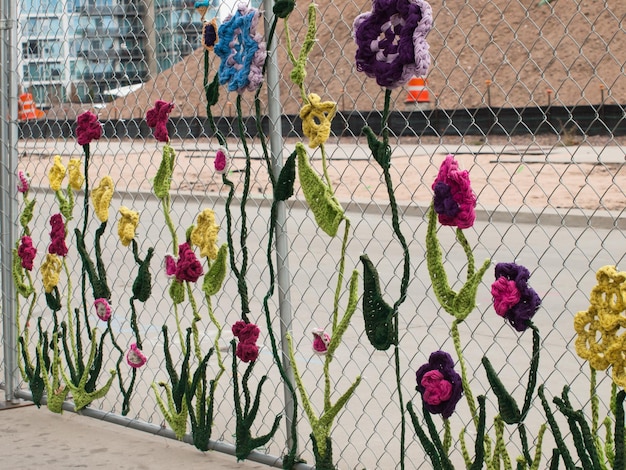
{"left": 185, "top": 281, "right": 203, "bottom": 362}
{"left": 74, "top": 222, "right": 111, "bottom": 301}
{"left": 615, "top": 390, "right": 625, "bottom": 470}
{"left": 186, "top": 347, "right": 216, "bottom": 451}
{"left": 331, "top": 220, "right": 350, "bottom": 331}
{"left": 538, "top": 385, "right": 577, "bottom": 469}
{"left": 284, "top": 4, "right": 317, "bottom": 101}
{"left": 492, "top": 415, "right": 513, "bottom": 469}
{"left": 452, "top": 319, "right": 479, "bottom": 427}
{"left": 108, "top": 325, "right": 137, "bottom": 416}
{"left": 62, "top": 258, "right": 77, "bottom": 359}
{"left": 407, "top": 400, "right": 454, "bottom": 469}
{"left": 203, "top": 58, "right": 227, "bottom": 148}
{"left": 232, "top": 341, "right": 282, "bottom": 461}
{"left": 39, "top": 332, "right": 69, "bottom": 414}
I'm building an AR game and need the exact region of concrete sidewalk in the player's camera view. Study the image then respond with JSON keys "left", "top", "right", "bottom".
{"left": 0, "top": 402, "right": 266, "bottom": 469}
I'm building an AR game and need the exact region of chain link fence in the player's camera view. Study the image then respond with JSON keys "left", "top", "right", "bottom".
{"left": 2, "top": 0, "right": 626, "bottom": 468}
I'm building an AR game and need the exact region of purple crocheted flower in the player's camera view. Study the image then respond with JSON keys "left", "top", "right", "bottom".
{"left": 48, "top": 213, "right": 68, "bottom": 257}
{"left": 214, "top": 4, "right": 267, "bottom": 93}
{"left": 146, "top": 100, "right": 174, "bottom": 143}
{"left": 353, "top": 0, "right": 432, "bottom": 89}
{"left": 415, "top": 351, "right": 463, "bottom": 419}
{"left": 491, "top": 263, "right": 542, "bottom": 332}
{"left": 76, "top": 111, "right": 102, "bottom": 146}
{"left": 17, "top": 170, "right": 30, "bottom": 194}
{"left": 94, "top": 298, "right": 112, "bottom": 322}
{"left": 18, "top": 235, "right": 37, "bottom": 271}
{"left": 432, "top": 155, "right": 476, "bottom": 229}
{"left": 126, "top": 343, "right": 147, "bottom": 368}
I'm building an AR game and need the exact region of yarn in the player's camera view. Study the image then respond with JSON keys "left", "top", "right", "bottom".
{"left": 354, "top": 0, "right": 432, "bottom": 89}
{"left": 118, "top": 206, "right": 139, "bottom": 247}
{"left": 146, "top": 100, "right": 174, "bottom": 143}
{"left": 363, "top": 126, "right": 391, "bottom": 169}
{"left": 132, "top": 246, "right": 154, "bottom": 303}
{"left": 202, "top": 243, "right": 228, "bottom": 296}
{"left": 126, "top": 343, "right": 147, "bottom": 368}
{"left": 67, "top": 158, "right": 84, "bottom": 190}
{"left": 415, "top": 351, "right": 463, "bottom": 419}
{"left": 213, "top": 147, "right": 229, "bottom": 174}
{"left": 13, "top": 248, "right": 34, "bottom": 298}
{"left": 93, "top": 298, "right": 111, "bottom": 321}
{"left": 74, "top": 225, "right": 111, "bottom": 301}
{"left": 19, "top": 197, "right": 35, "bottom": 231}
{"left": 492, "top": 262, "right": 541, "bottom": 332}
{"left": 75, "top": 110, "right": 102, "bottom": 146}
{"left": 274, "top": 150, "right": 296, "bottom": 202}
{"left": 17, "top": 235, "right": 36, "bottom": 271}
{"left": 17, "top": 170, "right": 29, "bottom": 193}
{"left": 40, "top": 253, "right": 62, "bottom": 293}
{"left": 360, "top": 254, "right": 395, "bottom": 350}
{"left": 300, "top": 93, "right": 337, "bottom": 149}
{"left": 48, "top": 213, "right": 68, "bottom": 257}
{"left": 190, "top": 209, "right": 220, "bottom": 259}
{"left": 432, "top": 155, "right": 476, "bottom": 229}
{"left": 153, "top": 144, "right": 176, "bottom": 199}
{"left": 273, "top": 0, "right": 295, "bottom": 18}
{"left": 289, "top": 4, "right": 317, "bottom": 88}
{"left": 48, "top": 155, "right": 66, "bottom": 192}
{"left": 296, "top": 143, "right": 344, "bottom": 237}
{"left": 91, "top": 176, "right": 114, "bottom": 223}
{"left": 202, "top": 18, "right": 218, "bottom": 50}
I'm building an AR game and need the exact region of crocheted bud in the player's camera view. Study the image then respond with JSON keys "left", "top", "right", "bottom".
{"left": 126, "top": 343, "right": 147, "bottom": 368}
{"left": 164, "top": 254, "right": 177, "bottom": 277}
{"left": 18, "top": 235, "right": 37, "bottom": 271}
{"left": 214, "top": 147, "right": 229, "bottom": 174}
{"left": 76, "top": 110, "right": 102, "bottom": 146}
{"left": 191, "top": 209, "right": 220, "bottom": 259}
{"left": 118, "top": 206, "right": 140, "bottom": 247}
{"left": 202, "top": 18, "right": 218, "bottom": 50}
{"left": 236, "top": 341, "right": 259, "bottom": 363}
{"left": 432, "top": 155, "right": 476, "bottom": 229}
{"left": 17, "top": 170, "right": 30, "bottom": 194}
{"left": 311, "top": 328, "right": 331, "bottom": 355}
{"left": 40, "top": 253, "right": 62, "bottom": 293}
{"left": 300, "top": 94, "right": 337, "bottom": 149}
{"left": 169, "top": 279, "right": 185, "bottom": 304}
{"left": 175, "top": 242, "right": 203, "bottom": 282}
{"left": 48, "top": 213, "right": 68, "bottom": 257}
{"left": 68, "top": 158, "right": 84, "bottom": 190}
{"left": 146, "top": 100, "right": 174, "bottom": 143}
{"left": 91, "top": 176, "right": 115, "bottom": 223}
{"left": 94, "top": 298, "right": 112, "bottom": 321}
{"left": 48, "top": 155, "right": 66, "bottom": 192}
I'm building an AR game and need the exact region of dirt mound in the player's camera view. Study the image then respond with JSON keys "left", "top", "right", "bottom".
{"left": 98, "top": 0, "right": 626, "bottom": 120}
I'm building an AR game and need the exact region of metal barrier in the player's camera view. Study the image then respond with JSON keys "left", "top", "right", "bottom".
{"left": 2, "top": 0, "right": 626, "bottom": 468}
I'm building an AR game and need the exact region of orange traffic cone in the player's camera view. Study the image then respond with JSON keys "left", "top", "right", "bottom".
{"left": 404, "top": 77, "right": 431, "bottom": 110}
{"left": 18, "top": 93, "right": 45, "bottom": 121}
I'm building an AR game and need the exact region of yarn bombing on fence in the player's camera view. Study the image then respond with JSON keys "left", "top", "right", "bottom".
{"left": 415, "top": 351, "right": 463, "bottom": 418}
{"left": 300, "top": 93, "right": 337, "bottom": 149}
{"left": 94, "top": 298, "right": 112, "bottom": 322}
{"left": 491, "top": 262, "right": 542, "bottom": 332}
{"left": 146, "top": 100, "right": 174, "bottom": 143}
{"left": 353, "top": 0, "right": 432, "bottom": 89}
{"left": 213, "top": 148, "right": 229, "bottom": 174}
{"left": 75, "top": 110, "right": 102, "bottom": 146}
{"left": 118, "top": 206, "right": 140, "bottom": 247}
{"left": 17, "top": 170, "right": 29, "bottom": 193}
{"left": 91, "top": 176, "right": 114, "bottom": 223}
{"left": 311, "top": 328, "right": 331, "bottom": 355}
{"left": 126, "top": 343, "right": 147, "bottom": 368}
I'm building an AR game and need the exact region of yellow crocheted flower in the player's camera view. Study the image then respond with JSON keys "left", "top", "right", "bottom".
{"left": 40, "top": 253, "right": 62, "bottom": 293}
{"left": 574, "top": 265, "right": 626, "bottom": 387}
{"left": 48, "top": 155, "right": 66, "bottom": 191}
{"left": 300, "top": 93, "right": 337, "bottom": 149}
{"left": 118, "top": 206, "right": 139, "bottom": 247}
{"left": 91, "top": 176, "right": 114, "bottom": 223}
{"left": 190, "top": 209, "right": 220, "bottom": 259}
{"left": 68, "top": 158, "right": 84, "bottom": 191}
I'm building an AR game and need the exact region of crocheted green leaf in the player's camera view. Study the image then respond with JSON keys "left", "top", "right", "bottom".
{"left": 296, "top": 143, "right": 343, "bottom": 237}
{"left": 202, "top": 243, "right": 228, "bottom": 296}
{"left": 45, "top": 288, "right": 62, "bottom": 311}
{"left": 273, "top": 0, "right": 295, "bottom": 18}
{"left": 311, "top": 434, "right": 335, "bottom": 470}
{"left": 132, "top": 247, "right": 154, "bottom": 302}
{"left": 274, "top": 150, "right": 296, "bottom": 201}
{"left": 615, "top": 390, "right": 625, "bottom": 470}
{"left": 169, "top": 279, "right": 185, "bottom": 304}
{"left": 360, "top": 254, "right": 395, "bottom": 351}
{"left": 205, "top": 73, "right": 220, "bottom": 107}
{"left": 363, "top": 126, "right": 391, "bottom": 170}
{"left": 407, "top": 401, "right": 446, "bottom": 470}
{"left": 19, "top": 197, "right": 36, "bottom": 229}
{"left": 153, "top": 144, "right": 175, "bottom": 199}
{"left": 482, "top": 356, "right": 521, "bottom": 425}
{"left": 12, "top": 249, "right": 34, "bottom": 298}
{"left": 469, "top": 396, "right": 487, "bottom": 470}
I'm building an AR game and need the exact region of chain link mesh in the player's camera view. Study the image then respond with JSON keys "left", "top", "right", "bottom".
{"left": 3, "top": 0, "right": 626, "bottom": 468}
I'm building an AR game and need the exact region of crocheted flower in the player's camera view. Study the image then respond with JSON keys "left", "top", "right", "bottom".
{"left": 48, "top": 213, "right": 68, "bottom": 257}
{"left": 353, "top": 0, "right": 432, "bottom": 89}
{"left": 432, "top": 155, "right": 476, "bottom": 229}
{"left": 118, "top": 206, "right": 140, "bottom": 247}
{"left": 67, "top": 158, "right": 84, "bottom": 190}
{"left": 491, "top": 263, "right": 542, "bottom": 332}
{"left": 190, "top": 209, "right": 220, "bottom": 259}
{"left": 214, "top": 147, "right": 229, "bottom": 174}
{"left": 48, "top": 155, "right": 66, "bottom": 192}
{"left": 214, "top": 4, "right": 267, "bottom": 93}
{"left": 94, "top": 298, "right": 112, "bottom": 321}
{"left": 17, "top": 170, "right": 30, "bottom": 193}
{"left": 300, "top": 94, "right": 337, "bottom": 149}
{"left": 126, "top": 343, "right": 147, "bottom": 368}
{"left": 415, "top": 351, "right": 463, "bottom": 419}
{"left": 91, "top": 176, "right": 114, "bottom": 223}
{"left": 168, "top": 243, "right": 204, "bottom": 283}
{"left": 311, "top": 328, "right": 331, "bottom": 355}
{"left": 76, "top": 110, "right": 102, "bottom": 146}
{"left": 40, "top": 253, "right": 62, "bottom": 293}
{"left": 146, "top": 100, "right": 174, "bottom": 143}
{"left": 202, "top": 18, "right": 219, "bottom": 50}
{"left": 232, "top": 320, "right": 261, "bottom": 363}
{"left": 18, "top": 235, "right": 37, "bottom": 271}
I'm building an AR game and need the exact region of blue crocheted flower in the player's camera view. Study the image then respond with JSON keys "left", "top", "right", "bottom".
{"left": 214, "top": 4, "right": 267, "bottom": 93}
{"left": 353, "top": 0, "right": 432, "bottom": 89}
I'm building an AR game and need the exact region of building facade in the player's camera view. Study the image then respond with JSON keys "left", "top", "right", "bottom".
{"left": 18, "top": 0, "right": 213, "bottom": 107}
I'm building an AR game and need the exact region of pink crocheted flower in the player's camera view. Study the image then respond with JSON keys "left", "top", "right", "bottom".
{"left": 432, "top": 155, "right": 476, "bottom": 229}
{"left": 214, "top": 147, "right": 229, "bottom": 174}
{"left": 236, "top": 341, "right": 259, "bottom": 363}
{"left": 146, "top": 100, "right": 174, "bottom": 143}
{"left": 164, "top": 254, "right": 177, "bottom": 277}
{"left": 76, "top": 111, "right": 102, "bottom": 146}
{"left": 311, "top": 328, "right": 331, "bottom": 355}
{"left": 175, "top": 242, "right": 203, "bottom": 282}
{"left": 420, "top": 370, "right": 453, "bottom": 406}
{"left": 94, "top": 298, "right": 112, "bottom": 322}
{"left": 48, "top": 213, "right": 68, "bottom": 257}
{"left": 17, "top": 170, "right": 30, "bottom": 193}
{"left": 232, "top": 320, "right": 260, "bottom": 344}
{"left": 491, "top": 262, "right": 541, "bottom": 332}
{"left": 18, "top": 235, "right": 37, "bottom": 271}
{"left": 415, "top": 351, "right": 463, "bottom": 419}
{"left": 126, "top": 343, "right": 147, "bottom": 368}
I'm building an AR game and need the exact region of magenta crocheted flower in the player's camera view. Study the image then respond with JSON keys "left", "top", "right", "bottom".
{"left": 126, "top": 343, "right": 147, "bottom": 368}
{"left": 432, "top": 155, "right": 476, "bottom": 229}
{"left": 146, "top": 100, "right": 174, "bottom": 143}
{"left": 48, "top": 213, "right": 68, "bottom": 257}
{"left": 164, "top": 254, "right": 177, "bottom": 277}
{"left": 18, "top": 235, "right": 37, "bottom": 271}
{"left": 94, "top": 298, "right": 112, "bottom": 322}
{"left": 17, "top": 170, "right": 30, "bottom": 193}
{"left": 214, "top": 148, "right": 229, "bottom": 174}
{"left": 353, "top": 0, "right": 432, "bottom": 89}
{"left": 232, "top": 320, "right": 261, "bottom": 363}
{"left": 491, "top": 262, "right": 542, "bottom": 332}
{"left": 311, "top": 328, "right": 331, "bottom": 355}
{"left": 415, "top": 351, "right": 463, "bottom": 419}
{"left": 214, "top": 4, "right": 267, "bottom": 93}
{"left": 76, "top": 111, "right": 102, "bottom": 146}
{"left": 174, "top": 242, "right": 203, "bottom": 282}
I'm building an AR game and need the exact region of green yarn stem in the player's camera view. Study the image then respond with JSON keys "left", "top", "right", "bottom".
{"left": 452, "top": 319, "right": 479, "bottom": 428}
{"left": 614, "top": 390, "right": 625, "bottom": 470}
{"left": 204, "top": 293, "right": 225, "bottom": 382}
{"left": 443, "top": 418, "right": 452, "bottom": 453}
{"left": 332, "top": 220, "right": 350, "bottom": 332}
{"left": 75, "top": 222, "right": 111, "bottom": 301}
{"left": 284, "top": 5, "right": 318, "bottom": 101}
{"left": 39, "top": 332, "right": 69, "bottom": 414}
{"left": 232, "top": 340, "right": 282, "bottom": 461}
{"left": 493, "top": 415, "right": 513, "bottom": 469}
{"left": 203, "top": 54, "right": 227, "bottom": 148}
{"left": 407, "top": 401, "right": 452, "bottom": 470}
{"left": 186, "top": 281, "right": 203, "bottom": 362}
{"left": 186, "top": 347, "right": 216, "bottom": 451}
{"left": 80, "top": 143, "right": 91, "bottom": 340}
{"left": 538, "top": 385, "right": 577, "bottom": 470}
{"left": 107, "top": 321, "right": 138, "bottom": 416}
{"left": 62, "top": 258, "right": 77, "bottom": 360}
{"left": 529, "top": 424, "right": 547, "bottom": 470}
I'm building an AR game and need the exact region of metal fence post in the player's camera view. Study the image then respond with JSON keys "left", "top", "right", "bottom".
{"left": 262, "top": 0, "right": 297, "bottom": 456}
{"left": 0, "top": 0, "right": 19, "bottom": 403}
